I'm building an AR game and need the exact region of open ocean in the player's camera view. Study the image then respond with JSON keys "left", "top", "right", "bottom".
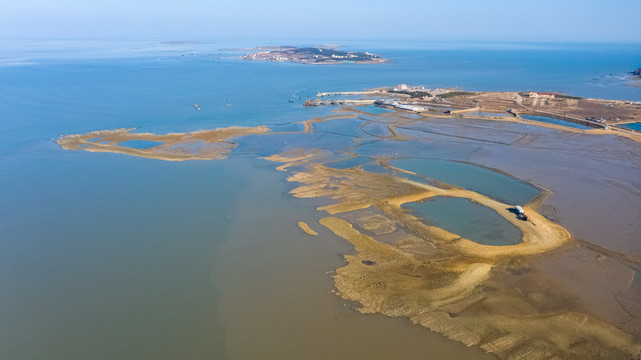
{"left": 1, "top": 40, "right": 640, "bottom": 359}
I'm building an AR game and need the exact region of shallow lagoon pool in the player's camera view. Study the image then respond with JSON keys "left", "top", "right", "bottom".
{"left": 405, "top": 197, "right": 522, "bottom": 246}
{"left": 118, "top": 140, "right": 163, "bottom": 149}
{"left": 520, "top": 115, "right": 592, "bottom": 129}
{"left": 619, "top": 122, "right": 641, "bottom": 131}
{"left": 390, "top": 158, "right": 540, "bottom": 205}
{"left": 359, "top": 105, "right": 395, "bottom": 115}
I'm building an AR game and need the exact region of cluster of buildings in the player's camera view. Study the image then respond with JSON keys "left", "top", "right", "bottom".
{"left": 529, "top": 91, "right": 555, "bottom": 98}
{"left": 243, "top": 51, "right": 290, "bottom": 62}
{"left": 374, "top": 99, "right": 426, "bottom": 112}
{"left": 330, "top": 53, "right": 359, "bottom": 59}
{"left": 393, "top": 84, "right": 428, "bottom": 92}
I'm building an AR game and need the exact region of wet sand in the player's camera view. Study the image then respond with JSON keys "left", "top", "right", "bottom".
{"left": 58, "top": 104, "right": 641, "bottom": 359}
{"left": 268, "top": 153, "right": 638, "bottom": 359}
{"left": 297, "top": 221, "right": 318, "bottom": 236}
{"left": 57, "top": 126, "right": 269, "bottom": 161}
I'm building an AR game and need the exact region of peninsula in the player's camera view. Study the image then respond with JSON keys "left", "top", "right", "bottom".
{"left": 242, "top": 46, "right": 387, "bottom": 64}
{"left": 308, "top": 85, "right": 641, "bottom": 137}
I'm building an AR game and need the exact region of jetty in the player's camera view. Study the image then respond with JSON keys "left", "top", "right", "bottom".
{"left": 316, "top": 91, "right": 381, "bottom": 97}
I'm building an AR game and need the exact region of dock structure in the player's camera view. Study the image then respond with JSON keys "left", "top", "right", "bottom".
{"left": 303, "top": 99, "right": 376, "bottom": 107}
{"left": 316, "top": 91, "right": 381, "bottom": 97}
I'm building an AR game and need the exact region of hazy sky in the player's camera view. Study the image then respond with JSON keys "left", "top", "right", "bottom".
{"left": 1, "top": 0, "right": 640, "bottom": 43}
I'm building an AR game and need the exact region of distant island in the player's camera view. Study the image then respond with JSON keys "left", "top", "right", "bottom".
{"left": 242, "top": 46, "right": 387, "bottom": 64}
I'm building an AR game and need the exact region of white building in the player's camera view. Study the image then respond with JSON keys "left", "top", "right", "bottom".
{"left": 529, "top": 91, "right": 555, "bottom": 98}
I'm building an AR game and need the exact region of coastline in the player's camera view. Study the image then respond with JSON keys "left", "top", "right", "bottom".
{"left": 56, "top": 89, "right": 641, "bottom": 359}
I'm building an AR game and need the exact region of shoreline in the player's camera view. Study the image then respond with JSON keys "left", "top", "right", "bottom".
{"left": 56, "top": 90, "right": 641, "bottom": 359}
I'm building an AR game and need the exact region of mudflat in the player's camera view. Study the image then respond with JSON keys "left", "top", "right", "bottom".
{"left": 58, "top": 99, "right": 641, "bottom": 359}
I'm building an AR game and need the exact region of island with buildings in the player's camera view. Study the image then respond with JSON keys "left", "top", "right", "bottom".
{"left": 242, "top": 46, "right": 387, "bottom": 64}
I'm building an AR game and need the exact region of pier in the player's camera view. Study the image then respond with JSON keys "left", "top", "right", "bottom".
{"left": 303, "top": 99, "right": 376, "bottom": 106}
{"left": 316, "top": 91, "right": 381, "bottom": 97}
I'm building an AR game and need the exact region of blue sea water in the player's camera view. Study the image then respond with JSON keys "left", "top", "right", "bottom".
{"left": 1, "top": 39, "right": 640, "bottom": 360}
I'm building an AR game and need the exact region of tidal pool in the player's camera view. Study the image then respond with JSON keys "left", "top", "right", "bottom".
{"left": 359, "top": 105, "right": 394, "bottom": 114}
{"left": 390, "top": 158, "right": 540, "bottom": 205}
{"left": 404, "top": 197, "right": 522, "bottom": 246}
{"left": 270, "top": 123, "right": 306, "bottom": 132}
{"left": 361, "top": 122, "right": 394, "bottom": 137}
{"left": 118, "top": 140, "right": 163, "bottom": 149}
{"left": 313, "top": 118, "right": 367, "bottom": 138}
{"left": 360, "top": 164, "right": 393, "bottom": 174}
{"left": 619, "top": 122, "right": 641, "bottom": 131}
{"left": 520, "top": 115, "right": 592, "bottom": 129}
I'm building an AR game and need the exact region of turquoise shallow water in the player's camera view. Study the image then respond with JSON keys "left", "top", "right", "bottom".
{"left": 620, "top": 122, "right": 641, "bottom": 131}
{"left": 1, "top": 40, "right": 640, "bottom": 360}
{"left": 405, "top": 197, "right": 522, "bottom": 246}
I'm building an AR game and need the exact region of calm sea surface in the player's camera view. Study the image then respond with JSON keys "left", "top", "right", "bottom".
{"left": 1, "top": 40, "right": 640, "bottom": 359}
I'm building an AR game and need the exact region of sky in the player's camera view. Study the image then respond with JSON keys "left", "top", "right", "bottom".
{"left": 1, "top": 0, "right": 640, "bottom": 43}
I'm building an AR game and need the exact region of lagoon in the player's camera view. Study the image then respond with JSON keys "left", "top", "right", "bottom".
{"left": 405, "top": 197, "right": 522, "bottom": 246}
{"left": 390, "top": 158, "right": 541, "bottom": 205}
{"left": 118, "top": 139, "right": 163, "bottom": 149}
{"left": 619, "top": 122, "right": 641, "bottom": 131}
{"left": 520, "top": 114, "right": 592, "bottom": 129}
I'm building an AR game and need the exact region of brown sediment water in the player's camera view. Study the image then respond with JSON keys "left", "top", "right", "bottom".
{"left": 211, "top": 159, "right": 497, "bottom": 360}
{"left": 58, "top": 104, "right": 641, "bottom": 359}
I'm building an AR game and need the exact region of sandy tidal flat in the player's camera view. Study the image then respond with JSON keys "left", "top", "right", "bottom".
{"left": 58, "top": 105, "right": 641, "bottom": 359}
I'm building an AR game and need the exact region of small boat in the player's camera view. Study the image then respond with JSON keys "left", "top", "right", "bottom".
{"left": 514, "top": 206, "right": 524, "bottom": 215}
